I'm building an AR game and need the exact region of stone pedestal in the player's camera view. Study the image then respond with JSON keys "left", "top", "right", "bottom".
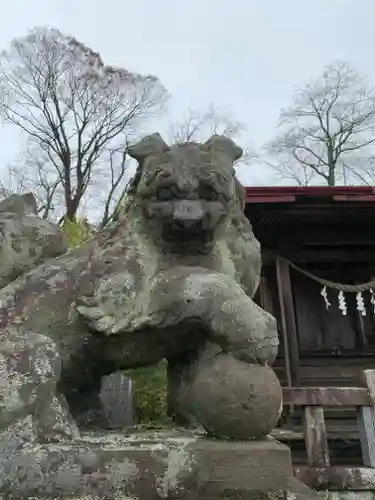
{"left": 186, "top": 437, "right": 319, "bottom": 499}
{"left": 0, "top": 430, "right": 319, "bottom": 499}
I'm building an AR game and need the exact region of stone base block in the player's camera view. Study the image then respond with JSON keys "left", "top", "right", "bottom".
{"left": 0, "top": 430, "right": 319, "bottom": 499}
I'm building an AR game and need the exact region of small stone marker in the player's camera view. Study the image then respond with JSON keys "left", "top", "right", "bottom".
{"left": 100, "top": 372, "right": 133, "bottom": 428}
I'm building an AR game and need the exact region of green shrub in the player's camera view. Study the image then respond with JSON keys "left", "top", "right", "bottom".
{"left": 61, "top": 217, "right": 93, "bottom": 248}
{"left": 125, "top": 360, "right": 170, "bottom": 425}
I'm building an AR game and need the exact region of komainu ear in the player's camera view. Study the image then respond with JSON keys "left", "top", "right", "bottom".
{"left": 201, "top": 135, "right": 243, "bottom": 162}
{"left": 128, "top": 133, "right": 169, "bottom": 162}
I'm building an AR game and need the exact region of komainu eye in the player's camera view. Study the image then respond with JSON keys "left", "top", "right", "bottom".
{"left": 200, "top": 185, "right": 218, "bottom": 201}
{"left": 157, "top": 186, "right": 173, "bottom": 201}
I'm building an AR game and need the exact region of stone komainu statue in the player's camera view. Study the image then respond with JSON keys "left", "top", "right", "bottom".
{"left": 0, "top": 134, "right": 281, "bottom": 445}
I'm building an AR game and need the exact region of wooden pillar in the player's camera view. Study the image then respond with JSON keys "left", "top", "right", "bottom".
{"left": 304, "top": 406, "right": 330, "bottom": 467}
{"left": 358, "top": 370, "right": 375, "bottom": 467}
{"left": 261, "top": 274, "right": 291, "bottom": 391}
{"left": 259, "top": 276, "right": 274, "bottom": 315}
{"left": 275, "top": 258, "right": 300, "bottom": 386}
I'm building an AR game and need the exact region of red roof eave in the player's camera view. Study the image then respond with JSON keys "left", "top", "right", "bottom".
{"left": 244, "top": 186, "right": 375, "bottom": 204}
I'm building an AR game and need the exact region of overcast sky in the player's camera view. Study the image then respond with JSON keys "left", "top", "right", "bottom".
{"left": 0, "top": 0, "right": 374, "bottom": 186}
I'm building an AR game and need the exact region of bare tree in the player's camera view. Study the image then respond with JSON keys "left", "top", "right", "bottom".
{"left": 0, "top": 135, "right": 132, "bottom": 224}
{"left": 265, "top": 61, "right": 375, "bottom": 186}
{"left": 0, "top": 26, "right": 168, "bottom": 221}
{"left": 0, "top": 163, "right": 28, "bottom": 199}
{"left": 0, "top": 141, "right": 64, "bottom": 220}
{"left": 264, "top": 156, "right": 317, "bottom": 186}
{"left": 91, "top": 139, "right": 132, "bottom": 229}
{"left": 167, "top": 103, "right": 257, "bottom": 167}
{"left": 168, "top": 103, "right": 244, "bottom": 142}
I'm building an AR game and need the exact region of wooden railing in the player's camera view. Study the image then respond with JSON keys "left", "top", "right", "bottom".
{"left": 276, "top": 369, "right": 375, "bottom": 490}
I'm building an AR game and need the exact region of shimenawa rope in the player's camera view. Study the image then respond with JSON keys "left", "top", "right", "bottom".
{"left": 275, "top": 255, "right": 375, "bottom": 293}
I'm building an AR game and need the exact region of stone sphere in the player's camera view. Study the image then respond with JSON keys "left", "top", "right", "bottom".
{"left": 189, "top": 354, "right": 283, "bottom": 440}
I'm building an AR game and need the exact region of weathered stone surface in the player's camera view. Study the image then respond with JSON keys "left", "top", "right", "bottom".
{"left": 189, "top": 353, "right": 283, "bottom": 440}
{"left": 0, "top": 192, "right": 67, "bottom": 287}
{"left": 0, "top": 134, "right": 291, "bottom": 497}
{"left": 0, "top": 328, "right": 79, "bottom": 442}
{"left": 0, "top": 134, "right": 278, "bottom": 437}
{"left": 0, "top": 431, "right": 319, "bottom": 499}
{"left": 0, "top": 192, "right": 37, "bottom": 214}
{"left": 0, "top": 430, "right": 197, "bottom": 499}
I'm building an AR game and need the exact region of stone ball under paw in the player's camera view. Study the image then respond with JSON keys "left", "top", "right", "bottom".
{"left": 189, "top": 354, "right": 283, "bottom": 440}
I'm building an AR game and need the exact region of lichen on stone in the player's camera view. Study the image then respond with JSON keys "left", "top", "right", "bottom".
{"left": 0, "top": 134, "right": 283, "bottom": 498}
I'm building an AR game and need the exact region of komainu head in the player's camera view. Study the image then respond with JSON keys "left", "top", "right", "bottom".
{"left": 127, "top": 133, "right": 245, "bottom": 251}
